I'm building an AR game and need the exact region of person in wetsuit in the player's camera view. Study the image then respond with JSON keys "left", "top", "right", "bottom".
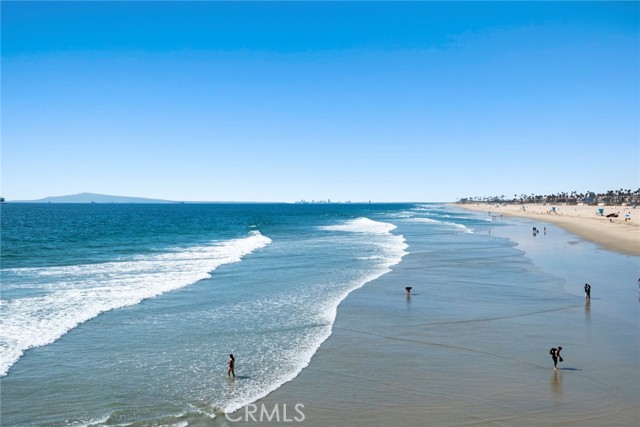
{"left": 550, "top": 346, "right": 563, "bottom": 370}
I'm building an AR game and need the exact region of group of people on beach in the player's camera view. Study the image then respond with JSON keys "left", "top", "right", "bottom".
{"left": 532, "top": 226, "right": 546, "bottom": 236}
{"left": 226, "top": 279, "right": 603, "bottom": 378}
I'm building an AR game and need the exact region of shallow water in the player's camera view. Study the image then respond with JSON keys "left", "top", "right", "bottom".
{"left": 229, "top": 207, "right": 639, "bottom": 427}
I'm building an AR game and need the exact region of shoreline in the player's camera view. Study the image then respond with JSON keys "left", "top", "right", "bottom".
{"left": 455, "top": 203, "right": 640, "bottom": 256}
{"left": 224, "top": 208, "right": 639, "bottom": 426}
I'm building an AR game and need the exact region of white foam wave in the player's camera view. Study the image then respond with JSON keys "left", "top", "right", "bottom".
{"left": 318, "top": 217, "right": 397, "bottom": 235}
{"left": 0, "top": 232, "right": 272, "bottom": 377}
{"left": 405, "top": 217, "right": 473, "bottom": 233}
{"left": 459, "top": 216, "right": 493, "bottom": 222}
{"left": 222, "top": 218, "right": 408, "bottom": 414}
{"left": 411, "top": 206, "right": 441, "bottom": 212}
{"left": 70, "top": 415, "right": 192, "bottom": 427}
{"left": 66, "top": 415, "right": 111, "bottom": 427}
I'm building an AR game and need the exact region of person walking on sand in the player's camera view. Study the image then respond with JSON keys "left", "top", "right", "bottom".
{"left": 228, "top": 354, "right": 235, "bottom": 378}
{"left": 550, "top": 346, "right": 563, "bottom": 370}
{"left": 584, "top": 283, "right": 591, "bottom": 299}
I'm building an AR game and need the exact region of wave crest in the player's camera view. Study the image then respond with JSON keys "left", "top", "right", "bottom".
{"left": 319, "top": 217, "right": 397, "bottom": 235}
{"left": 0, "top": 231, "right": 272, "bottom": 377}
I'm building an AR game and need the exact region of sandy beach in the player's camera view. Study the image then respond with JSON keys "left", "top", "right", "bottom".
{"left": 457, "top": 203, "right": 640, "bottom": 256}
{"left": 222, "top": 208, "right": 639, "bottom": 427}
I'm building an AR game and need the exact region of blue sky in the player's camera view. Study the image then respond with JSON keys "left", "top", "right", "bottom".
{"left": 2, "top": 1, "right": 638, "bottom": 202}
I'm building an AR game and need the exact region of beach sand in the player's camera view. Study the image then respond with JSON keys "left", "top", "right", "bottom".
{"left": 219, "top": 213, "right": 639, "bottom": 427}
{"left": 458, "top": 203, "right": 640, "bottom": 256}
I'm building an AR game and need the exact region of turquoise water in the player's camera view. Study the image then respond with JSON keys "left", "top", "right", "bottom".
{"left": 2, "top": 203, "right": 457, "bottom": 426}
{"left": 8, "top": 203, "right": 617, "bottom": 426}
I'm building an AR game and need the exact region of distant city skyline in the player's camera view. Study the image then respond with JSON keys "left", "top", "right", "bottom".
{"left": 2, "top": 2, "right": 638, "bottom": 202}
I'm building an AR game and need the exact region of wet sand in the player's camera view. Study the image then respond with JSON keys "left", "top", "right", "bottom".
{"left": 458, "top": 203, "right": 640, "bottom": 256}
{"left": 216, "top": 212, "right": 639, "bottom": 427}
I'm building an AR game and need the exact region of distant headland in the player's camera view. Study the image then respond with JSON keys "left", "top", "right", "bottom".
{"left": 7, "top": 193, "right": 176, "bottom": 204}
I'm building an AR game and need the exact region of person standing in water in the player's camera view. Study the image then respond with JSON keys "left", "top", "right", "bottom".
{"left": 584, "top": 283, "right": 591, "bottom": 299}
{"left": 228, "top": 354, "right": 235, "bottom": 378}
{"left": 550, "top": 346, "right": 563, "bottom": 370}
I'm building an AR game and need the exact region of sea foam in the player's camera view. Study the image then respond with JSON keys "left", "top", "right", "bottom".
{"left": 0, "top": 231, "right": 272, "bottom": 377}
{"left": 319, "top": 217, "right": 398, "bottom": 235}
{"left": 221, "top": 217, "right": 408, "bottom": 415}
{"left": 405, "top": 217, "right": 473, "bottom": 233}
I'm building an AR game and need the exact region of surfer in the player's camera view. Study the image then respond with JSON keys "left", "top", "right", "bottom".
{"left": 584, "top": 283, "right": 591, "bottom": 299}
{"left": 550, "top": 346, "right": 563, "bottom": 370}
{"left": 228, "top": 354, "right": 235, "bottom": 378}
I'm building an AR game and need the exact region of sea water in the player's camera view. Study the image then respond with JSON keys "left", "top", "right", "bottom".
{"left": 0, "top": 203, "right": 575, "bottom": 426}
{"left": 1, "top": 203, "right": 432, "bottom": 426}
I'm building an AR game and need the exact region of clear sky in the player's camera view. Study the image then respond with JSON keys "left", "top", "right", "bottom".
{"left": 2, "top": 1, "right": 638, "bottom": 202}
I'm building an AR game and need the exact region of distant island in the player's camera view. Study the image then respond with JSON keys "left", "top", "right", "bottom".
{"left": 4, "top": 193, "right": 287, "bottom": 204}
{"left": 9, "top": 193, "right": 176, "bottom": 204}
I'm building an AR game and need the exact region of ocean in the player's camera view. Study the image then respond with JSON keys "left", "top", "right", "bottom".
{"left": 1, "top": 203, "right": 637, "bottom": 427}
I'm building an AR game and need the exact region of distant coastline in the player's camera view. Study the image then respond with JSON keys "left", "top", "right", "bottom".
{"left": 458, "top": 188, "right": 640, "bottom": 207}
{"left": 5, "top": 193, "right": 406, "bottom": 204}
